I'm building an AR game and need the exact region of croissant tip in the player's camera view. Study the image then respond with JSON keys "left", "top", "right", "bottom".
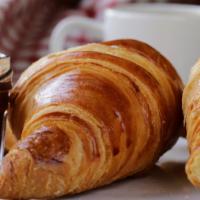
{"left": 0, "top": 163, "right": 13, "bottom": 199}
{"left": 186, "top": 150, "right": 200, "bottom": 186}
{"left": 0, "top": 149, "right": 35, "bottom": 199}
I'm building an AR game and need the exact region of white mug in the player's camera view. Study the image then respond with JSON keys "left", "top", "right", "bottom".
{"left": 49, "top": 3, "right": 200, "bottom": 83}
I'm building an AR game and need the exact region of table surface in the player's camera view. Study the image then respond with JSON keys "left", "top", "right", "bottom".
{"left": 60, "top": 138, "right": 200, "bottom": 200}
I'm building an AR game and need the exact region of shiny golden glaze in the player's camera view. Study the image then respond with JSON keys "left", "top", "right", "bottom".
{"left": 183, "top": 59, "right": 200, "bottom": 186}
{"left": 0, "top": 39, "right": 183, "bottom": 199}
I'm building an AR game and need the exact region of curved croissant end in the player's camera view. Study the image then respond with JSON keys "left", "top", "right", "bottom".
{"left": 0, "top": 39, "right": 183, "bottom": 199}
{"left": 183, "top": 59, "right": 200, "bottom": 186}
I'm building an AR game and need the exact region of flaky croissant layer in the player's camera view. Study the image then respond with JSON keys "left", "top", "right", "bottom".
{"left": 183, "top": 59, "right": 200, "bottom": 186}
{"left": 0, "top": 39, "right": 183, "bottom": 199}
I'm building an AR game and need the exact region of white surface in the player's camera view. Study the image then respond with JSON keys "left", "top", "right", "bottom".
{"left": 60, "top": 138, "right": 200, "bottom": 200}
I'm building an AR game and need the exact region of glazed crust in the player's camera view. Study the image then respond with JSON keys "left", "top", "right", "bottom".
{"left": 0, "top": 39, "right": 183, "bottom": 199}
{"left": 183, "top": 59, "right": 200, "bottom": 186}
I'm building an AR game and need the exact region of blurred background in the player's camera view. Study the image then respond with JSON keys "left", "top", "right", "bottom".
{"left": 0, "top": 0, "right": 199, "bottom": 81}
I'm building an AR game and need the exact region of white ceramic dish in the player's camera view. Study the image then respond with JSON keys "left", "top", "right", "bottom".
{"left": 49, "top": 3, "right": 200, "bottom": 83}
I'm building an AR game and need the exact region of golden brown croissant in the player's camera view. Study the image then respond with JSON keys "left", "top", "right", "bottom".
{"left": 0, "top": 39, "right": 183, "bottom": 199}
{"left": 183, "top": 59, "right": 200, "bottom": 186}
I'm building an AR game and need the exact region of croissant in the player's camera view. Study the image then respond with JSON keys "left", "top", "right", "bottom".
{"left": 0, "top": 39, "right": 183, "bottom": 199}
{"left": 183, "top": 59, "right": 200, "bottom": 186}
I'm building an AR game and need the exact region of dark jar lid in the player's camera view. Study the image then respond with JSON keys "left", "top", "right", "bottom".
{"left": 0, "top": 53, "right": 12, "bottom": 159}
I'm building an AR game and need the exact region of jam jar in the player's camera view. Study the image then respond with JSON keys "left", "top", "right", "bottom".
{"left": 0, "top": 54, "right": 12, "bottom": 132}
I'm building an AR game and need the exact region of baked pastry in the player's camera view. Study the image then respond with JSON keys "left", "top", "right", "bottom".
{"left": 0, "top": 39, "right": 183, "bottom": 199}
{"left": 183, "top": 59, "right": 200, "bottom": 186}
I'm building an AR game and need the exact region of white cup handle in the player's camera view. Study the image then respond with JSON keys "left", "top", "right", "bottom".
{"left": 49, "top": 16, "right": 103, "bottom": 52}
